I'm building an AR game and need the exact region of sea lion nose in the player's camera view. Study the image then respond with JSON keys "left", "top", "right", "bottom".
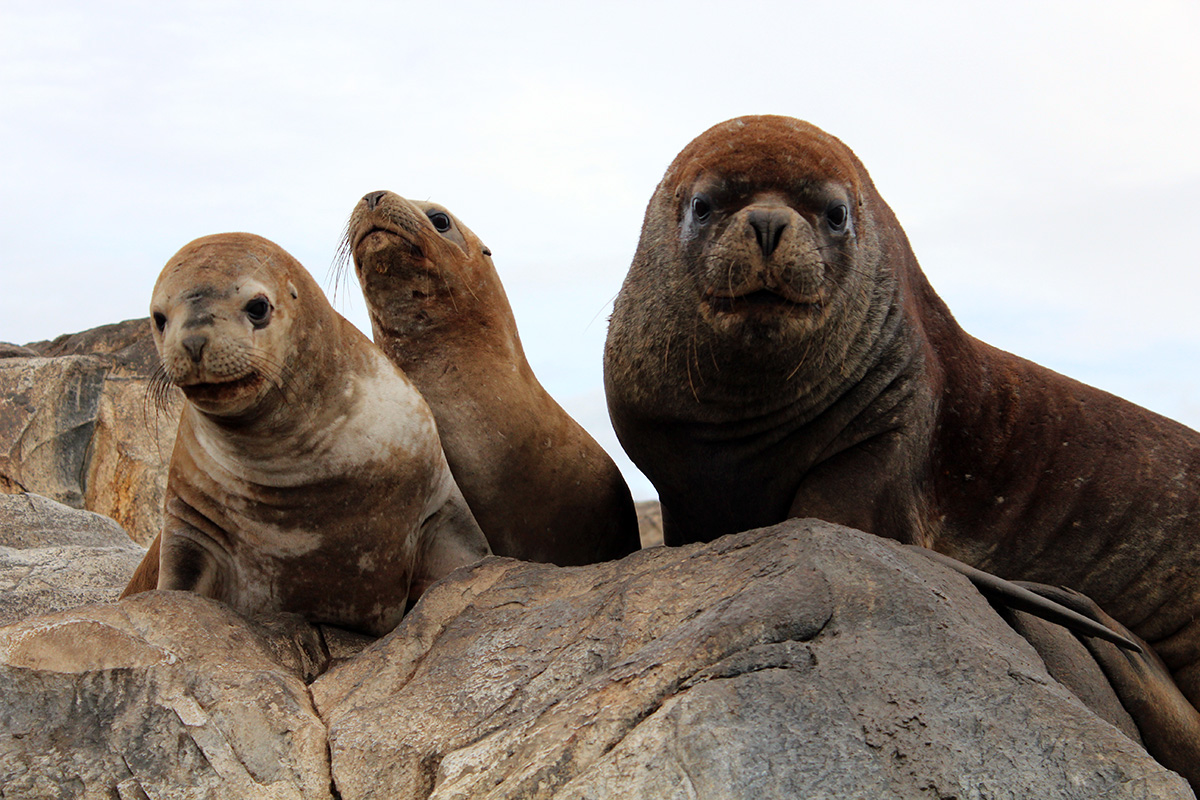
{"left": 747, "top": 207, "right": 790, "bottom": 258}
{"left": 182, "top": 334, "right": 207, "bottom": 363}
{"left": 363, "top": 190, "right": 388, "bottom": 211}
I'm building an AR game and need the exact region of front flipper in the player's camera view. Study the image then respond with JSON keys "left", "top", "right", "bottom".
{"left": 119, "top": 531, "right": 162, "bottom": 598}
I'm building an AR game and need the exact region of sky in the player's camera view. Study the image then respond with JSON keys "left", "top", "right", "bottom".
{"left": 2, "top": 1, "right": 1198, "bottom": 499}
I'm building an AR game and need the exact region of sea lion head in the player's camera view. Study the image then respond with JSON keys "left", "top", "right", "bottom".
{"left": 342, "top": 191, "right": 500, "bottom": 341}
{"left": 150, "top": 232, "right": 325, "bottom": 419}
{"left": 607, "top": 115, "right": 915, "bottom": 413}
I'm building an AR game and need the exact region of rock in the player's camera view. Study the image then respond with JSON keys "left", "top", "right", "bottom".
{"left": 635, "top": 499, "right": 662, "bottom": 548}
{"left": 0, "top": 492, "right": 144, "bottom": 625}
{"left": 0, "top": 319, "right": 181, "bottom": 545}
{"left": 82, "top": 365, "right": 179, "bottom": 545}
{"left": 0, "top": 355, "right": 109, "bottom": 509}
{"left": 0, "top": 343, "right": 37, "bottom": 359}
{"left": 24, "top": 318, "right": 161, "bottom": 373}
{"left": 0, "top": 507, "right": 1189, "bottom": 798}
{"left": 313, "top": 520, "right": 1191, "bottom": 799}
{"left": 0, "top": 592, "right": 334, "bottom": 800}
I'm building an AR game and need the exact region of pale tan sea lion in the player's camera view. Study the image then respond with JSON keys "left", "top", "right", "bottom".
{"left": 120, "top": 233, "right": 489, "bottom": 636}
{"left": 604, "top": 116, "right": 1200, "bottom": 712}
{"left": 340, "top": 191, "right": 640, "bottom": 565}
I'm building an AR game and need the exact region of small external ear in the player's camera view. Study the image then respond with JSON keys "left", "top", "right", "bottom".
{"left": 288, "top": 281, "right": 298, "bottom": 299}
{"left": 481, "top": 245, "right": 492, "bottom": 257}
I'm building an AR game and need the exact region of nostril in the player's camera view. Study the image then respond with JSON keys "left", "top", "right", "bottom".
{"left": 182, "top": 335, "right": 206, "bottom": 363}
{"left": 747, "top": 208, "right": 789, "bottom": 258}
{"left": 363, "top": 190, "right": 388, "bottom": 211}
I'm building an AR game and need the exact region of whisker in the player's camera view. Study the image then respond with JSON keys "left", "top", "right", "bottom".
{"left": 329, "top": 212, "right": 358, "bottom": 306}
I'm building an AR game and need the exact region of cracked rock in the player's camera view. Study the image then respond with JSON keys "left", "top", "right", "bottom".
{"left": 1, "top": 319, "right": 182, "bottom": 546}
{"left": 0, "top": 592, "right": 333, "bottom": 799}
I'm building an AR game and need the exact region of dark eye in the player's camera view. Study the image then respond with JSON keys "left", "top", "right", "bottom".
{"left": 245, "top": 296, "right": 272, "bottom": 328}
{"left": 691, "top": 195, "right": 712, "bottom": 224}
{"left": 152, "top": 312, "right": 167, "bottom": 333}
{"left": 427, "top": 211, "right": 452, "bottom": 233}
{"left": 826, "top": 202, "right": 849, "bottom": 233}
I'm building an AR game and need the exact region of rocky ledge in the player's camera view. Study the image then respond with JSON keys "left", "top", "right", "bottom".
{"left": 0, "top": 504, "right": 1189, "bottom": 799}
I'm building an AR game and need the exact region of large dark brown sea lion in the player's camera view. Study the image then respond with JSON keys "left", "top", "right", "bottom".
{"left": 603, "top": 116, "right": 1200, "bottom": 725}
{"left": 120, "top": 233, "right": 489, "bottom": 636}
{"left": 340, "top": 191, "right": 640, "bottom": 565}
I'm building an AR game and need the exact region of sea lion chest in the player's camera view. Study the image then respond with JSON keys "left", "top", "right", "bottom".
{"left": 168, "top": 360, "right": 449, "bottom": 627}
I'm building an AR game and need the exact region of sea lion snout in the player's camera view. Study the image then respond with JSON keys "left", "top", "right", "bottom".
{"left": 746, "top": 205, "right": 791, "bottom": 258}
{"left": 703, "top": 202, "right": 826, "bottom": 309}
{"left": 181, "top": 334, "right": 206, "bottom": 363}
{"left": 363, "top": 190, "right": 388, "bottom": 211}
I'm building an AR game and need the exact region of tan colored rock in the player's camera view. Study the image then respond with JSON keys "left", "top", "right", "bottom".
{"left": 0, "top": 355, "right": 108, "bottom": 508}
{"left": 83, "top": 367, "right": 180, "bottom": 546}
{"left": 0, "top": 343, "right": 37, "bottom": 358}
{"left": 634, "top": 499, "right": 662, "bottom": 548}
{"left": 0, "top": 319, "right": 181, "bottom": 545}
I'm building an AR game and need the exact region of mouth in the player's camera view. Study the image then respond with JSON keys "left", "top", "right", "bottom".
{"left": 178, "top": 372, "right": 264, "bottom": 405}
{"left": 705, "top": 288, "right": 823, "bottom": 314}
{"left": 352, "top": 220, "right": 426, "bottom": 264}
{"left": 352, "top": 223, "right": 400, "bottom": 253}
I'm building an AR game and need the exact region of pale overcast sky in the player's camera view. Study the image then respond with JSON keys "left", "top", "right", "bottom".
{"left": 2, "top": 1, "right": 1198, "bottom": 498}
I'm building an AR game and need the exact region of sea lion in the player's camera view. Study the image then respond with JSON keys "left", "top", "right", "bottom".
{"left": 339, "top": 191, "right": 640, "bottom": 565}
{"left": 603, "top": 116, "right": 1200, "bottom": 710}
{"left": 120, "top": 233, "right": 489, "bottom": 636}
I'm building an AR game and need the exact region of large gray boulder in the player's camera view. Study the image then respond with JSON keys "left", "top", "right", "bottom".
{"left": 318, "top": 520, "right": 1189, "bottom": 798}
{"left": 0, "top": 319, "right": 181, "bottom": 545}
{"left": 0, "top": 354, "right": 109, "bottom": 509}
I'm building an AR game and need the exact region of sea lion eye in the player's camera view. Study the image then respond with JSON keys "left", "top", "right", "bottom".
{"left": 427, "top": 212, "right": 452, "bottom": 233}
{"left": 152, "top": 312, "right": 167, "bottom": 333}
{"left": 826, "top": 202, "right": 850, "bottom": 233}
{"left": 691, "top": 195, "right": 712, "bottom": 224}
{"left": 245, "top": 296, "right": 272, "bottom": 328}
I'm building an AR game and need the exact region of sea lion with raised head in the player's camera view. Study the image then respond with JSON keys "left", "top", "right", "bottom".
{"left": 120, "top": 233, "right": 489, "bottom": 636}
{"left": 340, "top": 191, "right": 640, "bottom": 565}
{"left": 603, "top": 115, "right": 1200, "bottom": 710}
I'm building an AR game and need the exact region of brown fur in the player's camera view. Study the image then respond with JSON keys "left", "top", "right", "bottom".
{"left": 120, "top": 233, "right": 489, "bottom": 636}
{"left": 604, "top": 115, "right": 1200, "bottom": 713}
{"left": 342, "top": 191, "right": 640, "bottom": 565}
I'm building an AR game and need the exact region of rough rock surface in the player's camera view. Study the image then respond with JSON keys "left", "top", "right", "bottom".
{"left": 312, "top": 520, "right": 1188, "bottom": 799}
{"left": 0, "top": 492, "right": 144, "bottom": 625}
{"left": 0, "top": 593, "right": 335, "bottom": 800}
{"left": 0, "top": 507, "right": 1191, "bottom": 798}
{"left": 0, "top": 319, "right": 181, "bottom": 544}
